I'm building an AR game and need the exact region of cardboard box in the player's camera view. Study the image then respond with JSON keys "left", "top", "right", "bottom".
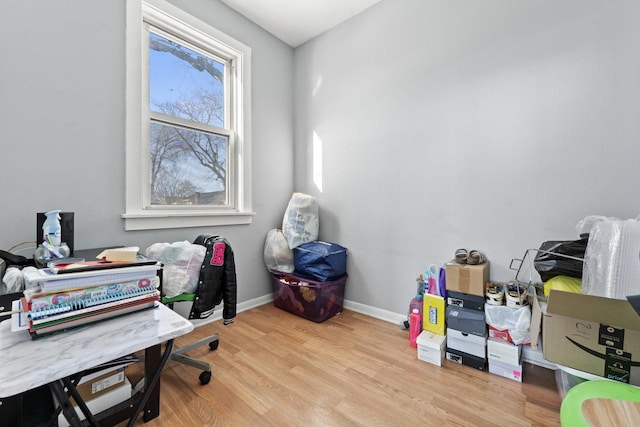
{"left": 423, "top": 294, "right": 446, "bottom": 335}
{"left": 416, "top": 331, "right": 446, "bottom": 366}
{"left": 489, "top": 358, "right": 523, "bottom": 382}
{"left": 447, "top": 328, "right": 486, "bottom": 358}
{"left": 543, "top": 289, "right": 640, "bottom": 385}
{"left": 447, "top": 291, "right": 484, "bottom": 311}
{"left": 446, "top": 306, "right": 486, "bottom": 337}
{"left": 58, "top": 376, "right": 131, "bottom": 427}
{"left": 73, "top": 367, "right": 126, "bottom": 404}
{"left": 445, "top": 347, "right": 486, "bottom": 371}
{"left": 445, "top": 261, "right": 490, "bottom": 297}
{"left": 487, "top": 338, "right": 522, "bottom": 366}
{"left": 528, "top": 290, "right": 542, "bottom": 350}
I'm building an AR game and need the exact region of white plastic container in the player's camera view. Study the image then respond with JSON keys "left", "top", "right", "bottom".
{"left": 554, "top": 365, "right": 597, "bottom": 398}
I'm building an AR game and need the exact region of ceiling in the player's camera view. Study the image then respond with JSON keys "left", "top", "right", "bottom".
{"left": 219, "top": 0, "right": 382, "bottom": 47}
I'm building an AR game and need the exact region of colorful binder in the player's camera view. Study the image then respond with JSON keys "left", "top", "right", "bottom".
{"left": 21, "top": 277, "right": 161, "bottom": 337}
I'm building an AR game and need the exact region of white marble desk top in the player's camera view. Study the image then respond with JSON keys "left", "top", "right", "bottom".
{"left": 0, "top": 303, "right": 193, "bottom": 398}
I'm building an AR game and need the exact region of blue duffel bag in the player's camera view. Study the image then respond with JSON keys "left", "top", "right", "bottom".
{"left": 293, "top": 241, "right": 347, "bottom": 281}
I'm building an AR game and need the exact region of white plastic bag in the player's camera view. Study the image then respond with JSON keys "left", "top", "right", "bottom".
{"left": 485, "top": 304, "right": 531, "bottom": 345}
{"left": 263, "top": 229, "right": 294, "bottom": 272}
{"left": 145, "top": 241, "right": 206, "bottom": 298}
{"left": 282, "top": 193, "right": 319, "bottom": 249}
{"left": 3, "top": 267, "right": 25, "bottom": 293}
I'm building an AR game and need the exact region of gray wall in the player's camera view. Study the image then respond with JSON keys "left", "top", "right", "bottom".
{"left": 0, "top": 0, "right": 294, "bottom": 304}
{"left": 3, "top": 0, "right": 640, "bottom": 320}
{"left": 294, "top": 0, "right": 640, "bottom": 316}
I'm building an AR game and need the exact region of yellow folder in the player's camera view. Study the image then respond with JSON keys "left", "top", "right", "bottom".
{"left": 423, "top": 294, "right": 446, "bottom": 335}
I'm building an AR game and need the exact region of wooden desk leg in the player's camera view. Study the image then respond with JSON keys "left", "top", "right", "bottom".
{"left": 143, "top": 343, "right": 161, "bottom": 422}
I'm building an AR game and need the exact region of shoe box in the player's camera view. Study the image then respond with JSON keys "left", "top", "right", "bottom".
{"left": 447, "top": 291, "right": 484, "bottom": 311}
{"left": 445, "top": 347, "right": 486, "bottom": 371}
{"left": 447, "top": 328, "right": 487, "bottom": 358}
{"left": 487, "top": 338, "right": 522, "bottom": 366}
{"left": 487, "top": 338, "right": 523, "bottom": 382}
{"left": 446, "top": 306, "right": 486, "bottom": 337}
{"left": 445, "top": 304, "right": 487, "bottom": 370}
{"left": 488, "top": 356, "right": 523, "bottom": 382}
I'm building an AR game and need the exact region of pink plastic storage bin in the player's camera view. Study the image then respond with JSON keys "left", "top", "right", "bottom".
{"left": 270, "top": 271, "right": 347, "bottom": 322}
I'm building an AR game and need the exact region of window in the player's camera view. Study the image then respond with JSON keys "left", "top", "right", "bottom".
{"left": 124, "top": 0, "right": 253, "bottom": 230}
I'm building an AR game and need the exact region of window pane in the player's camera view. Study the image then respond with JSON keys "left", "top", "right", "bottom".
{"left": 149, "top": 122, "right": 228, "bottom": 206}
{"left": 149, "top": 31, "right": 225, "bottom": 128}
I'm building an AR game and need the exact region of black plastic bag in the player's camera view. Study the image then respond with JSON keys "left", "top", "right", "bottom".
{"left": 533, "top": 236, "right": 588, "bottom": 282}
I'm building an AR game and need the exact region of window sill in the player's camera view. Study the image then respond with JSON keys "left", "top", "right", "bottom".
{"left": 121, "top": 211, "right": 254, "bottom": 230}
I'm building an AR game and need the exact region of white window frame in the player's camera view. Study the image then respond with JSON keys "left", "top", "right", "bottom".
{"left": 123, "top": 0, "right": 253, "bottom": 230}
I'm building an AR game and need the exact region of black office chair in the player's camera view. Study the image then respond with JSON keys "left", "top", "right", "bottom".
{"left": 162, "top": 293, "right": 218, "bottom": 385}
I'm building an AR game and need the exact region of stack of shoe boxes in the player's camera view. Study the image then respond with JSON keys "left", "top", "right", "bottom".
{"left": 444, "top": 260, "right": 490, "bottom": 370}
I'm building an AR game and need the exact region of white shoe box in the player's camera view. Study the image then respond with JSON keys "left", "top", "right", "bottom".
{"left": 417, "top": 331, "right": 447, "bottom": 366}
{"left": 488, "top": 357, "right": 523, "bottom": 382}
{"left": 446, "top": 328, "right": 487, "bottom": 359}
{"left": 487, "top": 337, "right": 522, "bottom": 366}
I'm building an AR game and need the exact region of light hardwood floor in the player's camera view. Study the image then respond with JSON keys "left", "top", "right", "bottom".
{"left": 128, "top": 304, "right": 561, "bottom": 426}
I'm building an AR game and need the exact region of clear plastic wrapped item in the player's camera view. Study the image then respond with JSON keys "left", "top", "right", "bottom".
{"left": 582, "top": 216, "right": 640, "bottom": 299}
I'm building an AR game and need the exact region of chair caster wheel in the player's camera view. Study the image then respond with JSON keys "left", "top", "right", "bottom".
{"left": 209, "top": 340, "right": 219, "bottom": 351}
{"left": 199, "top": 371, "right": 212, "bottom": 385}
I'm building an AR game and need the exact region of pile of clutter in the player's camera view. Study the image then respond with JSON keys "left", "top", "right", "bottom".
{"left": 539, "top": 215, "right": 640, "bottom": 386}
{"left": 412, "top": 249, "right": 531, "bottom": 383}
{"left": 263, "top": 193, "right": 348, "bottom": 323}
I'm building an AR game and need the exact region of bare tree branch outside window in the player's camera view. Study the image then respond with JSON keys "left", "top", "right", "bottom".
{"left": 148, "top": 32, "right": 228, "bottom": 206}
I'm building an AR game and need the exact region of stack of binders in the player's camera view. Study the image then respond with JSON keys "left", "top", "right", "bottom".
{"left": 21, "top": 261, "right": 161, "bottom": 338}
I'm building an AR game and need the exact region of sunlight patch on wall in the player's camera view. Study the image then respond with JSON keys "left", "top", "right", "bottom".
{"left": 313, "top": 131, "right": 323, "bottom": 193}
{"left": 312, "top": 76, "right": 323, "bottom": 97}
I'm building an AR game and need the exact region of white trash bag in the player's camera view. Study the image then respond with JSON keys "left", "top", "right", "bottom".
{"left": 263, "top": 229, "right": 294, "bottom": 272}
{"left": 145, "top": 241, "right": 206, "bottom": 298}
{"left": 282, "top": 193, "right": 319, "bottom": 249}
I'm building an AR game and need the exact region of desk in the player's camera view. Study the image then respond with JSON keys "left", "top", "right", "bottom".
{"left": 0, "top": 304, "right": 193, "bottom": 425}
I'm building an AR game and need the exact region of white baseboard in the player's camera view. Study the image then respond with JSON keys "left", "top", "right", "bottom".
{"left": 342, "top": 299, "right": 407, "bottom": 326}
{"left": 190, "top": 294, "right": 406, "bottom": 328}
{"left": 178, "top": 294, "right": 274, "bottom": 328}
